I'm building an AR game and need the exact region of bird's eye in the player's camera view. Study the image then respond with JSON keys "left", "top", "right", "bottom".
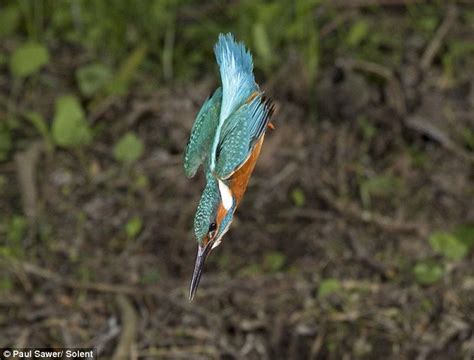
{"left": 208, "top": 222, "right": 217, "bottom": 232}
{"left": 208, "top": 222, "right": 217, "bottom": 238}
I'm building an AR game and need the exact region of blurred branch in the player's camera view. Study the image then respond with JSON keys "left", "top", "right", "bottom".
{"left": 0, "top": 258, "right": 156, "bottom": 295}
{"left": 406, "top": 116, "right": 474, "bottom": 163}
{"left": 14, "top": 141, "right": 44, "bottom": 241}
{"left": 113, "top": 295, "right": 138, "bottom": 360}
{"left": 315, "top": 186, "right": 429, "bottom": 237}
{"left": 421, "top": 5, "right": 458, "bottom": 71}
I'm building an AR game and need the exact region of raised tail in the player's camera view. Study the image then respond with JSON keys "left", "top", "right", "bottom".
{"left": 214, "top": 33, "right": 257, "bottom": 124}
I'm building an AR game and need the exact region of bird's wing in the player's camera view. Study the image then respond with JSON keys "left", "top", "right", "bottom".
{"left": 183, "top": 87, "right": 222, "bottom": 178}
{"left": 214, "top": 93, "right": 274, "bottom": 180}
{"left": 209, "top": 33, "right": 258, "bottom": 173}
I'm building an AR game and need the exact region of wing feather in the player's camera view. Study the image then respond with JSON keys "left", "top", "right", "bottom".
{"left": 214, "top": 94, "right": 274, "bottom": 179}
{"left": 183, "top": 87, "right": 222, "bottom": 178}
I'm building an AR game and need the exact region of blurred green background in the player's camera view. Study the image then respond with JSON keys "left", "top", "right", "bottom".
{"left": 0, "top": 0, "right": 473, "bottom": 359}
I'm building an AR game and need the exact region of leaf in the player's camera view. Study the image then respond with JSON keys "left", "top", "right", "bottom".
{"left": 414, "top": 262, "right": 444, "bottom": 285}
{"left": 319, "top": 278, "right": 342, "bottom": 297}
{"left": 347, "top": 20, "right": 370, "bottom": 47}
{"left": 125, "top": 216, "right": 143, "bottom": 239}
{"left": 429, "top": 231, "right": 468, "bottom": 261}
{"left": 263, "top": 252, "right": 286, "bottom": 272}
{"left": 291, "top": 188, "right": 306, "bottom": 207}
{"left": 113, "top": 132, "right": 144, "bottom": 163}
{"left": 107, "top": 45, "right": 147, "bottom": 95}
{"left": 0, "top": 5, "right": 20, "bottom": 37}
{"left": 7, "top": 215, "right": 27, "bottom": 258}
{"left": 52, "top": 95, "right": 92, "bottom": 148}
{"left": 0, "top": 124, "right": 12, "bottom": 162}
{"left": 10, "top": 42, "right": 50, "bottom": 78}
{"left": 76, "top": 62, "right": 112, "bottom": 97}
{"left": 24, "top": 111, "right": 53, "bottom": 151}
{"left": 253, "top": 22, "right": 273, "bottom": 72}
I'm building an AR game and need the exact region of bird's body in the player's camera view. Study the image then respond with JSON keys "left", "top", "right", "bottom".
{"left": 184, "top": 33, "right": 274, "bottom": 300}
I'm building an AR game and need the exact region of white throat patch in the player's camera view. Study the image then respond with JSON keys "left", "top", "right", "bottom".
{"left": 217, "top": 178, "right": 234, "bottom": 210}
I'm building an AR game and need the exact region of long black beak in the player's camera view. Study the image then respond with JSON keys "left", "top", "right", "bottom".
{"left": 188, "top": 244, "right": 212, "bottom": 301}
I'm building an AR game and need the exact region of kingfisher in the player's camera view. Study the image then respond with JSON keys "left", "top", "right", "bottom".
{"left": 184, "top": 33, "right": 275, "bottom": 300}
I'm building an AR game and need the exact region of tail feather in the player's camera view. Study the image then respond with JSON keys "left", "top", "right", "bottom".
{"left": 214, "top": 33, "right": 257, "bottom": 124}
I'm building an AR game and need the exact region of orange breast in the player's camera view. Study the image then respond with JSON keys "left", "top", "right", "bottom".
{"left": 216, "top": 135, "right": 265, "bottom": 224}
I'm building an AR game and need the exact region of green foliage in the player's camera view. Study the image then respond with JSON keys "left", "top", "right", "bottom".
{"left": 125, "top": 216, "right": 143, "bottom": 239}
{"left": 453, "top": 224, "right": 474, "bottom": 250}
{"left": 346, "top": 20, "right": 370, "bottom": 47}
{"left": 107, "top": 46, "right": 147, "bottom": 95}
{"left": 290, "top": 187, "right": 306, "bottom": 207}
{"left": 9, "top": 42, "right": 50, "bottom": 78}
{"left": 252, "top": 22, "right": 274, "bottom": 74}
{"left": 414, "top": 261, "right": 444, "bottom": 285}
{"left": 113, "top": 132, "right": 144, "bottom": 164}
{"left": 24, "top": 111, "right": 53, "bottom": 151}
{"left": 407, "top": 3, "right": 439, "bottom": 35}
{"left": 0, "top": 5, "right": 20, "bottom": 37}
{"left": 442, "top": 40, "right": 474, "bottom": 80}
{"left": 319, "top": 278, "right": 342, "bottom": 297}
{"left": 76, "top": 62, "right": 112, "bottom": 97}
{"left": 0, "top": 123, "right": 12, "bottom": 162}
{"left": 52, "top": 95, "right": 92, "bottom": 148}
{"left": 7, "top": 216, "right": 27, "bottom": 244}
{"left": 429, "top": 231, "right": 468, "bottom": 261}
{"left": 263, "top": 251, "right": 286, "bottom": 272}
{"left": 360, "top": 175, "right": 402, "bottom": 208}
{"left": 1, "top": 216, "right": 27, "bottom": 259}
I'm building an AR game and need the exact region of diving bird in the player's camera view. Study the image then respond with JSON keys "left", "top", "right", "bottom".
{"left": 184, "top": 33, "right": 275, "bottom": 300}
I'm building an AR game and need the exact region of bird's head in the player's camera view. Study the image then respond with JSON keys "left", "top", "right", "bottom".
{"left": 189, "top": 178, "right": 235, "bottom": 300}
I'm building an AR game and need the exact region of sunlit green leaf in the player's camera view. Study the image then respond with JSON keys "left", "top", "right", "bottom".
{"left": 319, "top": 278, "right": 342, "bottom": 297}
{"left": 113, "top": 132, "right": 144, "bottom": 163}
{"left": 10, "top": 43, "right": 50, "bottom": 78}
{"left": 429, "top": 231, "right": 468, "bottom": 261}
{"left": 52, "top": 95, "right": 92, "bottom": 148}
{"left": 347, "top": 20, "right": 370, "bottom": 47}
{"left": 76, "top": 62, "right": 112, "bottom": 97}
{"left": 291, "top": 188, "right": 306, "bottom": 207}
{"left": 125, "top": 216, "right": 143, "bottom": 239}
{"left": 414, "top": 261, "right": 444, "bottom": 285}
